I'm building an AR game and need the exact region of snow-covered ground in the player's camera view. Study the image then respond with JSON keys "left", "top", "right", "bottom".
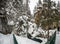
{"left": 0, "top": 33, "right": 14, "bottom": 44}
{"left": 14, "top": 29, "right": 56, "bottom": 44}
{"left": 0, "top": 30, "right": 56, "bottom": 44}
{"left": 15, "top": 35, "right": 40, "bottom": 44}
{"left": 15, "top": 35, "right": 47, "bottom": 44}
{"left": 55, "top": 32, "right": 60, "bottom": 44}
{"left": 0, "top": 33, "right": 47, "bottom": 44}
{"left": 0, "top": 15, "right": 57, "bottom": 44}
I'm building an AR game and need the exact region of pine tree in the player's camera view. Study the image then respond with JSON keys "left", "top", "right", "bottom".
{"left": 0, "top": 0, "right": 23, "bottom": 34}
{"left": 34, "top": 0, "right": 60, "bottom": 38}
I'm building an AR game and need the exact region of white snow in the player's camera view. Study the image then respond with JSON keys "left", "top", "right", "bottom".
{"left": 0, "top": 15, "right": 57, "bottom": 44}
{"left": 8, "top": 20, "right": 15, "bottom": 25}
{"left": 51, "top": 6, "right": 56, "bottom": 9}
{"left": 28, "top": 22, "right": 37, "bottom": 34}
{"left": 18, "top": 15, "right": 28, "bottom": 21}
{"left": 15, "top": 35, "right": 48, "bottom": 44}
{"left": 55, "top": 32, "right": 60, "bottom": 44}
{"left": 49, "top": 29, "right": 56, "bottom": 36}
{"left": 15, "top": 35, "right": 40, "bottom": 44}
{"left": 0, "top": 33, "right": 14, "bottom": 44}
{"left": 36, "top": 37, "right": 47, "bottom": 44}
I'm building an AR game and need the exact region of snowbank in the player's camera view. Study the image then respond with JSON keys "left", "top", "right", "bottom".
{"left": 15, "top": 35, "right": 40, "bottom": 44}
{"left": 15, "top": 35, "right": 47, "bottom": 44}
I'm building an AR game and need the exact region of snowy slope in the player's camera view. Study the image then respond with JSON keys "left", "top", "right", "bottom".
{"left": 15, "top": 35, "right": 48, "bottom": 44}
{"left": 15, "top": 35, "right": 40, "bottom": 44}
{"left": 0, "top": 33, "right": 14, "bottom": 44}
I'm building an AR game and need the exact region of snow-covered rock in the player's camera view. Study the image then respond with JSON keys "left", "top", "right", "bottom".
{"left": 28, "top": 22, "right": 37, "bottom": 34}
{"left": 18, "top": 15, "right": 28, "bottom": 21}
